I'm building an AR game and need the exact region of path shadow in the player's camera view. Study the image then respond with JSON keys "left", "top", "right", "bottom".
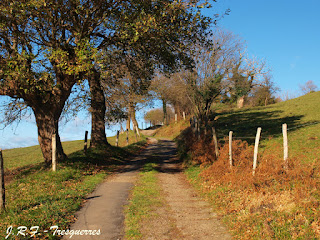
{"left": 86, "top": 195, "right": 101, "bottom": 200}
{"left": 115, "top": 140, "right": 183, "bottom": 174}
{"left": 5, "top": 139, "right": 181, "bottom": 187}
{"left": 143, "top": 125, "right": 162, "bottom": 130}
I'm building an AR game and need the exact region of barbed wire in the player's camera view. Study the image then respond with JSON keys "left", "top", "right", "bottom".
{"left": 209, "top": 121, "right": 320, "bottom": 140}
{"left": 287, "top": 122, "right": 319, "bottom": 131}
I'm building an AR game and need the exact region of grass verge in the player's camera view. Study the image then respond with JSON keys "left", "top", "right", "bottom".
{"left": 124, "top": 163, "right": 162, "bottom": 240}
{"left": 0, "top": 138, "right": 147, "bottom": 239}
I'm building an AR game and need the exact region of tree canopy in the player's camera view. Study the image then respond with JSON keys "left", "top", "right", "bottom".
{"left": 0, "top": 0, "right": 215, "bottom": 163}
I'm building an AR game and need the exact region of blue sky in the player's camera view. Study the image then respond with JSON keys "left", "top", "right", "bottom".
{"left": 1, "top": 0, "right": 319, "bottom": 149}
{"left": 211, "top": 0, "right": 320, "bottom": 94}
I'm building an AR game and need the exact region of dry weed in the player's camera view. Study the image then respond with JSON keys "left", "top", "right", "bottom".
{"left": 183, "top": 129, "right": 320, "bottom": 239}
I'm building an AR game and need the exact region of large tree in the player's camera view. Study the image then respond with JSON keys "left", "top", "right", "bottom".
{"left": 154, "top": 30, "right": 240, "bottom": 125}
{"left": 0, "top": 0, "right": 216, "bottom": 163}
{"left": 299, "top": 80, "right": 318, "bottom": 95}
{"left": 247, "top": 74, "right": 279, "bottom": 106}
{"left": 96, "top": 0, "right": 216, "bottom": 133}
{"left": 0, "top": 0, "right": 124, "bottom": 163}
{"left": 227, "top": 54, "right": 268, "bottom": 108}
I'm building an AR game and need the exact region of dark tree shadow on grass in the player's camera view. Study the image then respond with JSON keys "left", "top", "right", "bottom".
{"left": 8, "top": 140, "right": 148, "bottom": 181}
{"left": 213, "top": 108, "right": 319, "bottom": 145}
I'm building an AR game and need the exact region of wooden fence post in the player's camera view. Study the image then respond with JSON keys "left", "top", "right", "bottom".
{"left": 0, "top": 149, "right": 5, "bottom": 212}
{"left": 183, "top": 112, "right": 186, "bottom": 120}
{"left": 229, "top": 131, "right": 233, "bottom": 168}
{"left": 212, "top": 127, "right": 219, "bottom": 159}
{"left": 252, "top": 127, "right": 262, "bottom": 176}
{"left": 84, "top": 131, "right": 88, "bottom": 153}
{"left": 116, "top": 130, "right": 120, "bottom": 147}
{"left": 126, "top": 129, "right": 129, "bottom": 146}
{"left": 52, "top": 133, "right": 57, "bottom": 172}
{"left": 282, "top": 123, "right": 288, "bottom": 169}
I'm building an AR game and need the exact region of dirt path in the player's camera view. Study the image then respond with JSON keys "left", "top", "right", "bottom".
{"left": 139, "top": 140, "right": 232, "bottom": 240}
{"left": 158, "top": 172, "right": 232, "bottom": 239}
{"left": 65, "top": 139, "right": 231, "bottom": 240}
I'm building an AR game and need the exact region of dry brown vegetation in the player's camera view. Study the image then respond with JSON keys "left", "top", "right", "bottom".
{"left": 179, "top": 127, "right": 320, "bottom": 239}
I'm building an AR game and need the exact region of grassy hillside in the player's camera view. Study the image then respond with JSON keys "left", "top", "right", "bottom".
{"left": 153, "top": 119, "right": 190, "bottom": 140}
{"left": 2, "top": 130, "right": 143, "bottom": 170}
{"left": 214, "top": 91, "right": 320, "bottom": 163}
{"left": 173, "top": 92, "right": 320, "bottom": 239}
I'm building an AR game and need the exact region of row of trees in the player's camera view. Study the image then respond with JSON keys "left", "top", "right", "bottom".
{"left": 150, "top": 29, "right": 278, "bottom": 125}
{"left": 144, "top": 106, "right": 175, "bottom": 125}
{"left": 0, "top": 0, "right": 217, "bottom": 164}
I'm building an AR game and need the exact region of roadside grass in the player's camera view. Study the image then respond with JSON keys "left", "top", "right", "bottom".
{"left": 0, "top": 136, "right": 147, "bottom": 239}
{"left": 173, "top": 92, "right": 320, "bottom": 239}
{"left": 124, "top": 163, "right": 162, "bottom": 240}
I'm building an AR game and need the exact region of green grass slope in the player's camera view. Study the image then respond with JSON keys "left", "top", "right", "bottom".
{"left": 2, "top": 130, "right": 144, "bottom": 170}
{"left": 175, "top": 92, "right": 320, "bottom": 239}
{"left": 153, "top": 120, "right": 190, "bottom": 140}
{"left": 0, "top": 131, "right": 147, "bottom": 239}
{"left": 215, "top": 91, "right": 320, "bottom": 163}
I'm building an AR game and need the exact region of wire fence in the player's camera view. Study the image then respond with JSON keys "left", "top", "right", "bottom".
{"left": 190, "top": 119, "right": 319, "bottom": 176}
{"left": 215, "top": 121, "right": 320, "bottom": 141}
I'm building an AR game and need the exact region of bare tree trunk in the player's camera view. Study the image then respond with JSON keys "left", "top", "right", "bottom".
{"left": 130, "top": 103, "right": 139, "bottom": 130}
{"left": 237, "top": 96, "right": 245, "bottom": 108}
{"left": 88, "top": 69, "right": 109, "bottom": 148}
{"left": 264, "top": 96, "right": 268, "bottom": 106}
{"left": 162, "top": 98, "right": 167, "bottom": 125}
{"left": 3, "top": 71, "right": 75, "bottom": 165}
{"left": 126, "top": 109, "right": 131, "bottom": 130}
{"left": 33, "top": 110, "right": 66, "bottom": 165}
{"left": 173, "top": 104, "right": 182, "bottom": 119}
